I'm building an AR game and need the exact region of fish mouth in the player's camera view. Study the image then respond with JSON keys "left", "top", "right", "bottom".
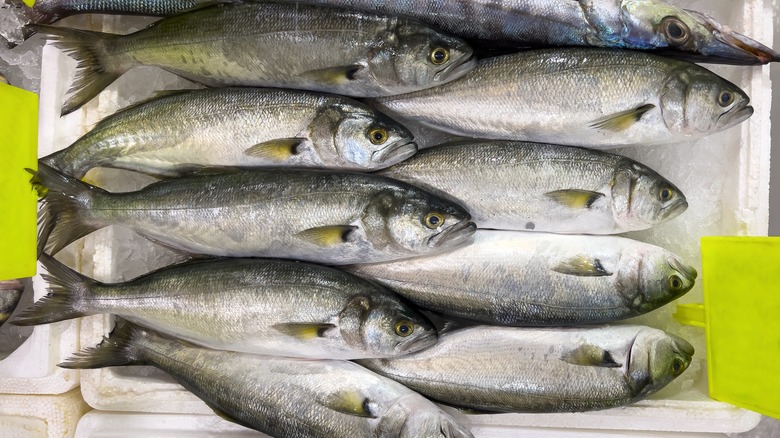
{"left": 427, "top": 219, "right": 476, "bottom": 249}
{"left": 397, "top": 331, "right": 438, "bottom": 354}
{"left": 717, "top": 99, "right": 754, "bottom": 129}
{"left": 660, "top": 197, "right": 688, "bottom": 221}
{"left": 684, "top": 9, "right": 780, "bottom": 65}
{"left": 433, "top": 52, "right": 477, "bottom": 82}
{"left": 372, "top": 140, "right": 418, "bottom": 166}
{"left": 669, "top": 334, "right": 695, "bottom": 359}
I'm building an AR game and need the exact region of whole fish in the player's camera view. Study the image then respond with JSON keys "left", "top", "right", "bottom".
{"left": 40, "top": 88, "right": 417, "bottom": 178}
{"left": 12, "top": 0, "right": 779, "bottom": 65}
{"left": 373, "top": 48, "right": 753, "bottom": 149}
{"left": 13, "top": 255, "right": 437, "bottom": 360}
{"left": 0, "top": 279, "right": 24, "bottom": 327}
{"left": 379, "top": 141, "right": 687, "bottom": 234}
{"left": 35, "top": 1, "right": 475, "bottom": 115}
{"left": 358, "top": 325, "right": 694, "bottom": 413}
{"left": 346, "top": 230, "right": 697, "bottom": 326}
{"left": 61, "top": 321, "right": 474, "bottom": 438}
{"left": 32, "top": 164, "right": 476, "bottom": 265}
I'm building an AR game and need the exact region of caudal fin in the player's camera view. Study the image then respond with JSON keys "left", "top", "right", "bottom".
{"left": 59, "top": 318, "right": 147, "bottom": 369}
{"left": 12, "top": 254, "right": 96, "bottom": 326}
{"left": 30, "top": 164, "right": 108, "bottom": 255}
{"left": 33, "top": 24, "right": 125, "bottom": 115}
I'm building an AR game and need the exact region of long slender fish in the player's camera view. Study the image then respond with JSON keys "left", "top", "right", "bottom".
{"left": 346, "top": 230, "right": 697, "bottom": 326}
{"left": 14, "top": 255, "right": 438, "bottom": 360}
{"left": 0, "top": 279, "right": 24, "bottom": 327}
{"left": 379, "top": 141, "right": 687, "bottom": 234}
{"left": 358, "top": 325, "right": 694, "bottom": 413}
{"left": 373, "top": 48, "right": 753, "bottom": 149}
{"left": 14, "top": 0, "right": 779, "bottom": 64}
{"left": 36, "top": 1, "right": 475, "bottom": 115}
{"left": 61, "top": 321, "right": 474, "bottom": 438}
{"left": 32, "top": 165, "right": 476, "bottom": 265}
{"left": 41, "top": 88, "right": 417, "bottom": 178}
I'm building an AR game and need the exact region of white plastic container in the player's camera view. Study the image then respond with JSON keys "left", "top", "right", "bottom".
{"left": 34, "top": 0, "right": 772, "bottom": 435}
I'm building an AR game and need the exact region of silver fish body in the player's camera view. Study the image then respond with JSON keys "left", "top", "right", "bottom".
{"left": 34, "top": 165, "right": 476, "bottom": 265}
{"left": 14, "top": 256, "right": 437, "bottom": 359}
{"left": 373, "top": 48, "right": 753, "bottom": 149}
{"left": 61, "top": 322, "right": 474, "bottom": 438}
{"left": 346, "top": 230, "right": 697, "bottom": 326}
{"left": 379, "top": 141, "right": 687, "bottom": 234}
{"left": 41, "top": 88, "right": 417, "bottom": 178}
{"left": 38, "top": 1, "right": 476, "bottom": 115}
{"left": 20, "top": 0, "right": 779, "bottom": 64}
{"left": 358, "top": 325, "right": 695, "bottom": 413}
{"left": 0, "top": 279, "right": 24, "bottom": 327}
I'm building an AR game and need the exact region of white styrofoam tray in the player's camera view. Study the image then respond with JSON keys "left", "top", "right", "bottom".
{"left": 34, "top": 0, "right": 773, "bottom": 435}
{"left": 0, "top": 389, "right": 90, "bottom": 437}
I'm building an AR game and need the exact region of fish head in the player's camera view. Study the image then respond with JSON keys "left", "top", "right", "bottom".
{"left": 376, "top": 394, "right": 474, "bottom": 438}
{"left": 375, "top": 23, "right": 475, "bottom": 90}
{"left": 611, "top": 162, "right": 687, "bottom": 230}
{"left": 311, "top": 102, "right": 417, "bottom": 170}
{"left": 619, "top": 248, "right": 697, "bottom": 314}
{"left": 361, "top": 188, "right": 475, "bottom": 255}
{"left": 355, "top": 293, "right": 438, "bottom": 356}
{"left": 659, "top": 66, "right": 752, "bottom": 137}
{"left": 627, "top": 329, "right": 694, "bottom": 399}
{"left": 622, "top": 1, "right": 779, "bottom": 64}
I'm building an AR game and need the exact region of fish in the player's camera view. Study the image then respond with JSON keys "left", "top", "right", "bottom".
{"left": 33, "top": 1, "right": 476, "bottom": 115}
{"left": 358, "top": 324, "right": 695, "bottom": 413}
{"left": 0, "top": 279, "right": 24, "bottom": 327}
{"left": 346, "top": 230, "right": 697, "bottom": 326}
{"left": 60, "top": 320, "right": 474, "bottom": 438}
{"left": 13, "top": 255, "right": 437, "bottom": 359}
{"left": 40, "top": 88, "right": 417, "bottom": 178}
{"left": 379, "top": 140, "right": 688, "bottom": 234}
{"left": 372, "top": 48, "right": 754, "bottom": 149}
{"left": 11, "top": 0, "right": 778, "bottom": 65}
{"left": 31, "top": 164, "right": 476, "bottom": 265}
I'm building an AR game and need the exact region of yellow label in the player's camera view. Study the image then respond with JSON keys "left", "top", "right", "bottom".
{"left": 0, "top": 83, "right": 38, "bottom": 280}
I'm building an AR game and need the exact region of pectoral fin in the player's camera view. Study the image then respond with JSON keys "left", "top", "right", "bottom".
{"left": 244, "top": 138, "right": 304, "bottom": 161}
{"left": 545, "top": 190, "right": 605, "bottom": 209}
{"left": 590, "top": 104, "right": 655, "bottom": 132}
{"left": 300, "top": 65, "right": 363, "bottom": 85}
{"left": 273, "top": 323, "right": 335, "bottom": 340}
{"left": 296, "top": 225, "right": 357, "bottom": 247}
{"left": 562, "top": 344, "right": 621, "bottom": 368}
{"left": 323, "top": 390, "right": 376, "bottom": 418}
{"left": 552, "top": 256, "right": 612, "bottom": 277}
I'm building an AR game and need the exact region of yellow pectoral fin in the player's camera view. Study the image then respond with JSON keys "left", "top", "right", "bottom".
{"left": 561, "top": 344, "right": 621, "bottom": 368}
{"left": 552, "top": 255, "right": 612, "bottom": 277}
{"left": 244, "top": 138, "right": 304, "bottom": 161}
{"left": 545, "top": 189, "right": 604, "bottom": 209}
{"left": 299, "top": 65, "right": 363, "bottom": 85}
{"left": 590, "top": 104, "right": 655, "bottom": 132}
{"left": 323, "top": 390, "right": 375, "bottom": 418}
{"left": 272, "top": 323, "right": 335, "bottom": 340}
{"left": 296, "top": 225, "right": 357, "bottom": 247}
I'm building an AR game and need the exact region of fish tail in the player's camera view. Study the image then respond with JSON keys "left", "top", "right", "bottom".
{"left": 59, "top": 318, "right": 147, "bottom": 369}
{"left": 32, "top": 24, "right": 125, "bottom": 115}
{"left": 39, "top": 150, "right": 85, "bottom": 179}
{"left": 12, "top": 254, "right": 96, "bottom": 326}
{"left": 30, "top": 164, "right": 108, "bottom": 255}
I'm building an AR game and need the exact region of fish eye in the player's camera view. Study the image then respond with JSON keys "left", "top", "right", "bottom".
{"left": 661, "top": 17, "right": 690, "bottom": 45}
{"left": 429, "top": 47, "right": 450, "bottom": 65}
{"left": 394, "top": 320, "right": 414, "bottom": 337}
{"left": 718, "top": 90, "right": 735, "bottom": 107}
{"left": 659, "top": 186, "right": 674, "bottom": 202}
{"left": 671, "top": 357, "right": 685, "bottom": 376}
{"left": 368, "top": 127, "right": 389, "bottom": 145}
{"left": 669, "top": 275, "right": 684, "bottom": 291}
{"left": 424, "top": 212, "right": 445, "bottom": 229}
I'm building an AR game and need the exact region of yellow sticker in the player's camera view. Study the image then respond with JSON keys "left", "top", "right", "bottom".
{"left": 0, "top": 82, "right": 38, "bottom": 280}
